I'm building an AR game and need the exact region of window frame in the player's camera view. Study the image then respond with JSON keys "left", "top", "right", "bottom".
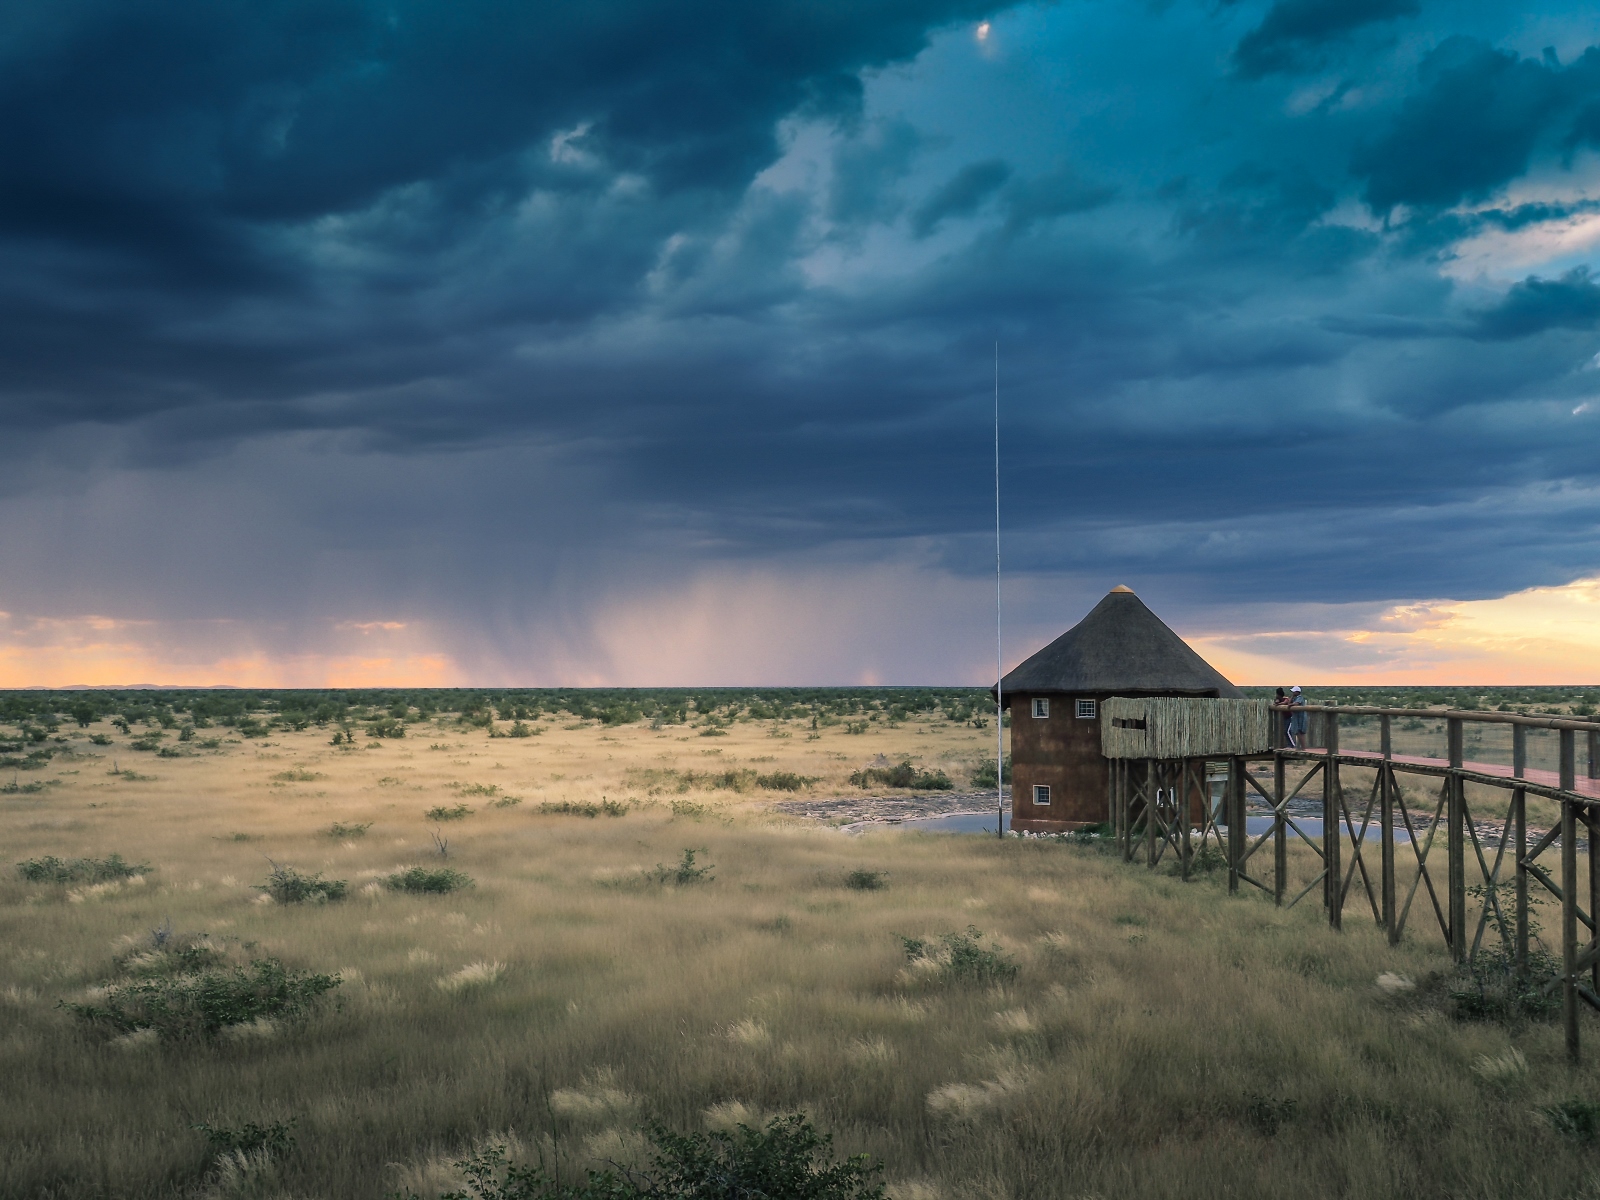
{"left": 1031, "top": 697, "right": 1049, "bottom": 719}
{"left": 1076, "top": 698, "right": 1097, "bottom": 720}
{"left": 1033, "top": 784, "right": 1051, "bottom": 806}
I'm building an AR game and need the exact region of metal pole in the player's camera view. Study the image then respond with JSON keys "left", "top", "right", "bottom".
{"left": 1381, "top": 715, "right": 1396, "bottom": 944}
{"left": 993, "top": 344, "right": 1002, "bottom": 840}
{"left": 1448, "top": 717, "right": 1465, "bottom": 962}
{"left": 1514, "top": 724, "right": 1528, "bottom": 973}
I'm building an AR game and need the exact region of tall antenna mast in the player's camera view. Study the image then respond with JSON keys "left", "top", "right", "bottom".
{"left": 994, "top": 342, "right": 1003, "bottom": 839}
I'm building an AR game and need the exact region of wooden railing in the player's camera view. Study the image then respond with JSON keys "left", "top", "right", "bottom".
{"left": 1112, "top": 703, "right": 1600, "bottom": 1061}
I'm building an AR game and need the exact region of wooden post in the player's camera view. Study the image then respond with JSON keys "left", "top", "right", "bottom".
{"left": 1274, "top": 750, "right": 1286, "bottom": 906}
{"left": 1514, "top": 724, "right": 1528, "bottom": 973}
{"left": 1590, "top": 729, "right": 1599, "bottom": 781}
{"left": 1447, "top": 717, "right": 1466, "bottom": 961}
{"left": 1381, "top": 715, "right": 1397, "bottom": 945}
{"left": 1181, "top": 759, "right": 1193, "bottom": 882}
{"left": 1226, "top": 757, "right": 1241, "bottom": 895}
{"left": 1563, "top": 729, "right": 1576, "bottom": 792}
{"left": 1564, "top": 793, "right": 1580, "bottom": 1063}
{"left": 1590, "top": 807, "right": 1600, "bottom": 995}
{"left": 1325, "top": 712, "right": 1341, "bottom": 930}
{"left": 1146, "top": 758, "right": 1158, "bottom": 869}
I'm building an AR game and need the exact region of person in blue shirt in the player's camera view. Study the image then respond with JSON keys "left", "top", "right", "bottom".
{"left": 1287, "top": 686, "right": 1308, "bottom": 749}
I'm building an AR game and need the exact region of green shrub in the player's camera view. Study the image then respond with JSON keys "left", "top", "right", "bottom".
{"left": 1544, "top": 1100, "right": 1600, "bottom": 1140}
{"left": 849, "top": 761, "right": 953, "bottom": 791}
{"left": 386, "top": 867, "right": 474, "bottom": 894}
{"left": 1450, "top": 946, "right": 1561, "bottom": 1022}
{"left": 899, "top": 926, "right": 1017, "bottom": 984}
{"left": 538, "top": 799, "right": 628, "bottom": 818}
{"left": 756, "top": 771, "right": 820, "bottom": 792}
{"left": 326, "top": 822, "right": 372, "bottom": 838}
{"left": 273, "top": 770, "right": 323, "bottom": 783}
{"left": 89, "top": 733, "right": 113, "bottom": 745}
{"left": 842, "top": 869, "right": 887, "bottom": 891}
{"left": 399, "top": 1114, "right": 882, "bottom": 1200}
{"left": 970, "top": 755, "right": 1011, "bottom": 788}
{"left": 194, "top": 1118, "right": 297, "bottom": 1159}
{"left": 2, "top": 779, "right": 49, "bottom": 794}
{"left": 367, "top": 717, "right": 407, "bottom": 738}
{"left": 427, "top": 804, "right": 473, "bottom": 821}
{"left": 652, "top": 848, "right": 713, "bottom": 885}
{"left": 65, "top": 958, "right": 341, "bottom": 1041}
{"left": 261, "top": 863, "right": 347, "bottom": 903}
{"left": 1243, "top": 1094, "right": 1297, "bottom": 1137}
{"left": 17, "top": 853, "right": 150, "bottom": 883}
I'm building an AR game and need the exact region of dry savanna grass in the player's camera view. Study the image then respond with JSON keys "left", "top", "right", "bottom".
{"left": 3, "top": 703, "right": 1600, "bottom": 1199}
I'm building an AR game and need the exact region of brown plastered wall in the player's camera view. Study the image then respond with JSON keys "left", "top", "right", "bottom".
{"left": 1008, "top": 691, "right": 1109, "bottom": 830}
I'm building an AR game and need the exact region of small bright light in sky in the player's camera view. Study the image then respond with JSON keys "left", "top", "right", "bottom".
{"left": 975, "top": 21, "right": 990, "bottom": 41}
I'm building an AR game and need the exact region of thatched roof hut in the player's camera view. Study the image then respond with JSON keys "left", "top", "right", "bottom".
{"left": 998, "top": 586, "right": 1242, "bottom": 700}
{"left": 995, "top": 586, "right": 1243, "bottom": 832}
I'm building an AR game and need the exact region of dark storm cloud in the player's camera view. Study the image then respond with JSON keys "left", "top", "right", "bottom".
{"left": 911, "top": 158, "right": 1012, "bottom": 236}
{"left": 1232, "top": 0, "right": 1419, "bottom": 79}
{"left": 1351, "top": 38, "right": 1600, "bottom": 213}
{"left": 1471, "top": 268, "right": 1600, "bottom": 341}
{"left": 7, "top": 0, "right": 1600, "bottom": 669}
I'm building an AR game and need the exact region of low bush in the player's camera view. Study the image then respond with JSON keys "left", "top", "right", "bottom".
{"left": 327, "top": 822, "right": 372, "bottom": 838}
{"left": 194, "top": 1118, "right": 297, "bottom": 1158}
{"left": 842, "top": 869, "right": 887, "bottom": 891}
{"left": 652, "top": 848, "right": 713, "bottom": 885}
{"left": 538, "top": 800, "right": 628, "bottom": 818}
{"left": 899, "top": 926, "right": 1018, "bottom": 985}
{"left": 1243, "top": 1094, "right": 1297, "bottom": 1137}
{"left": 756, "top": 771, "right": 820, "bottom": 792}
{"left": 367, "top": 717, "right": 407, "bottom": 739}
{"left": 2, "top": 779, "right": 50, "bottom": 794}
{"left": 89, "top": 733, "right": 113, "bottom": 745}
{"left": 1450, "top": 946, "right": 1561, "bottom": 1023}
{"left": 65, "top": 958, "right": 341, "bottom": 1042}
{"left": 261, "top": 863, "right": 347, "bottom": 904}
{"left": 399, "top": 1114, "right": 882, "bottom": 1200}
{"left": 969, "top": 756, "right": 1012, "bottom": 788}
{"left": 17, "top": 853, "right": 150, "bottom": 883}
{"left": 427, "top": 804, "right": 473, "bottom": 821}
{"left": 1544, "top": 1100, "right": 1600, "bottom": 1140}
{"left": 386, "top": 866, "right": 474, "bottom": 894}
{"left": 849, "top": 761, "right": 953, "bottom": 791}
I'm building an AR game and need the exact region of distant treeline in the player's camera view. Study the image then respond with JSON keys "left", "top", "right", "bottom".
{"left": 1238, "top": 685, "right": 1600, "bottom": 716}
{"left": 0, "top": 686, "right": 1000, "bottom": 733}
{"left": 3, "top": 684, "right": 1597, "bottom": 734}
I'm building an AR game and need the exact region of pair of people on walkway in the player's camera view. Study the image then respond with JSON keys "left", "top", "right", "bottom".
{"left": 1275, "top": 685, "right": 1307, "bottom": 748}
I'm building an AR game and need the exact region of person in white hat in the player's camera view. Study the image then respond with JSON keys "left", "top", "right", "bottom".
{"left": 1287, "top": 685, "right": 1307, "bottom": 749}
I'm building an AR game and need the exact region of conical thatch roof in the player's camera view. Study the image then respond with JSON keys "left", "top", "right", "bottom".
{"left": 997, "top": 586, "right": 1242, "bottom": 699}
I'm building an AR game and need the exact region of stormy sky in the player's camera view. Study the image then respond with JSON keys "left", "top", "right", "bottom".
{"left": 4, "top": 0, "right": 1600, "bottom": 685}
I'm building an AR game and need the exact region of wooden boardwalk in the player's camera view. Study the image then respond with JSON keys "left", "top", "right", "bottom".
{"left": 1111, "top": 703, "right": 1600, "bottom": 1061}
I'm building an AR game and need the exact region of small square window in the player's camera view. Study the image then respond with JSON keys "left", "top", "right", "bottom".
{"left": 1076, "top": 699, "right": 1097, "bottom": 719}
{"left": 1031, "top": 697, "right": 1049, "bottom": 718}
{"left": 1033, "top": 784, "right": 1051, "bottom": 806}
